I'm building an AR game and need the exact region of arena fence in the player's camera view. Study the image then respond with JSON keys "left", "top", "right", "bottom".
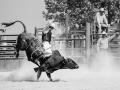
{"left": 34, "top": 27, "right": 86, "bottom": 48}
{"left": 35, "top": 23, "right": 120, "bottom": 62}
{"left": 0, "top": 34, "right": 26, "bottom": 71}
{"left": 34, "top": 27, "right": 87, "bottom": 63}
{"left": 91, "top": 27, "right": 120, "bottom": 48}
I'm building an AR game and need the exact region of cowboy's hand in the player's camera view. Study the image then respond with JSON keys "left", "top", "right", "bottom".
{"left": 98, "top": 26, "right": 102, "bottom": 33}
{"left": 116, "top": 32, "right": 119, "bottom": 36}
{"left": 114, "top": 32, "right": 119, "bottom": 37}
{"left": 107, "top": 24, "right": 110, "bottom": 28}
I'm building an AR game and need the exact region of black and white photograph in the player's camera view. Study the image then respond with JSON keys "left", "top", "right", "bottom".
{"left": 0, "top": 0, "right": 120, "bottom": 90}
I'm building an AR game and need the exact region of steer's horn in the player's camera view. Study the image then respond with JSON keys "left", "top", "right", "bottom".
{"left": 34, "top": 67, "right": 39, "bottom": 72}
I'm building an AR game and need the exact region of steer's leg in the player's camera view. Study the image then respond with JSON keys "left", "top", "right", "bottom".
{"left": 46, "top": 72, "right": 52, "bottom": 81}
{"left": 37, "top": 69, "right": 42, "bottom": 81}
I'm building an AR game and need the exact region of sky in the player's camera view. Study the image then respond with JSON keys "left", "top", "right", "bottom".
{"left": 0, "top": 0, "right": 47, "bottom": 34}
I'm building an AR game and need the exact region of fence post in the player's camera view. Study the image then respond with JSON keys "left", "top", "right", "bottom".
{"left": 34, "top": 27, "right": 38, "bottom": 37}
{"left": 86, "top": 22, "right": 91, "bottom": 62}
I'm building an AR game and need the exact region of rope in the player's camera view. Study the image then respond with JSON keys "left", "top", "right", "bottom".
{"left": 27, "top": 38, "right": 44, "bottom": 61}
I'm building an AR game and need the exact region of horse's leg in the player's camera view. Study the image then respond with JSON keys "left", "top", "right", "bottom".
{"left": 46, "top": 72, "right": 52, "bottom": 81}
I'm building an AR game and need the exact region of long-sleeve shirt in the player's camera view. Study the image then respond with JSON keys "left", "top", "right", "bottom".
{"left": 95, "top": 12, "right": 108, "bottom": 27}
{"left": 97, "top": 34, "right": 116, "bottom": 50}
{"left": 43, "top": 41, "right": 52, "bottom": 57}
{"left": 97, "top": 38, "right": 109, "bottom": 50}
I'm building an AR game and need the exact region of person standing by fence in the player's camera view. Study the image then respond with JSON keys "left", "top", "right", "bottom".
{"left": 94, "top": 8, "right": 109, "bottom": 33}
{"left": 97, "top": 31, "right": 118, "bottom": 51}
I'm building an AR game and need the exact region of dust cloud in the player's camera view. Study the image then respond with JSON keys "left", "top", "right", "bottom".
{"left": 0, "top": 49, "right": 120, "bottom": 82}
{"left": 51, "top": 49, "right": 120, "bottom": 81}
{"left": 0, "top": 59, "right": 37, "bottom": 81}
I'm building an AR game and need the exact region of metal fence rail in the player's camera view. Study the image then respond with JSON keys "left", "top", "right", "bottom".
{"left": 0, "top": 34, "right": 27, "bottom": 71}
{"left": 34, "top": 27, "right": 86, "bottom": 48}
{"left": 34, "top": 27, "right": 86, "bottom": 63}
{"left": 0, "top": 34, "right": 26, "bottom": 60}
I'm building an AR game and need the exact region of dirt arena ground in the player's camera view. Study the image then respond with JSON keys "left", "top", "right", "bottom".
{"left": 0, "top": 49, "right": 120, "bottom": 90}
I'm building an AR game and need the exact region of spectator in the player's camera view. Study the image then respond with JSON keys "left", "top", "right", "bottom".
{"left": 97, "top": 31, "right": 118, "bottom": 51}
{"left": 94, "top": 8, "right": 109, "bottom": 33}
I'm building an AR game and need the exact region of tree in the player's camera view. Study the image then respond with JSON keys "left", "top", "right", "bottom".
{"left": 89, "top": 0, "right": 120, "bottom": 24}
{"left": 43, "top": 0, "right": 67, "bottom": 24}
{"left": 43, "top": 0, "right": 120, "bottom": 31}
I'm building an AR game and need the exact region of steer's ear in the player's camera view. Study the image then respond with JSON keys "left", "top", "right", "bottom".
{"left": 34, "top": 67, "right": 39, "bottom": 72}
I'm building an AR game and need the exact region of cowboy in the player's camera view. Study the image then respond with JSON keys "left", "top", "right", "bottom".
{"left": 95, "top": 8, "right": 109, "bottom": 33}
{"left": 97, "top": 31, "right": 118, "bottom": 51}
{"left": 42, "top": 25, "right": 55, "bottom": 57}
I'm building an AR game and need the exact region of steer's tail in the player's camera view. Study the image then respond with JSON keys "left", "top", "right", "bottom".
{"left": 1, "top": 20, "right": 27, "bottom": 33}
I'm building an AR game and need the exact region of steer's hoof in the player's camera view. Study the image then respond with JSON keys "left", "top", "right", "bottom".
{"left": 49, "top": 79, "right": 53, "bottom": 82}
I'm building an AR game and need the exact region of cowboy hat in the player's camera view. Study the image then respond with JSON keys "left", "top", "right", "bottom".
{"left": 100, "top": 8, "right": 105, "bottom": 12}
{"left": 44, "top": 23, "right": 54, "bottom": 31}
{"left": 101, "top": 31, "right": 107, "bottom": 35}
{"left": 48, "top": 25, "right": 54, "bottom": 29}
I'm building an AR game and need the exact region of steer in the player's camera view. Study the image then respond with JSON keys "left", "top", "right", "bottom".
{"left": 34, "top": 56, "right": 79, "bottom": 81}
{"left": 2, "top": 20, "right": 79, "bottom": 81}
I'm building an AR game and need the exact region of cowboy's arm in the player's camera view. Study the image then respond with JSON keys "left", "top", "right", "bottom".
{"left": 96, "top": 14, "right": 102, "bottom": 33}
{"left": 103, "top": 15, "right": 109, "bottom": 26}
{"left": 108, "top": 33, "right": 117, "bottom": 41}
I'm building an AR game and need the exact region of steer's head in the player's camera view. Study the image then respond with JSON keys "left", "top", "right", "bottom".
{"left": 15, "top": 33, "right": 30, "bottom": 58}
{"left": 64, "top": 58, "right": 79, "bottom": 69}
{"left": 16, "top": 34, "right": 28, "bottom": 49}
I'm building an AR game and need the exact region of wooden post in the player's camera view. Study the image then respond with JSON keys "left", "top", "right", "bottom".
{"left": 65, "top": 10, "right": 70, "bottom": 34}
{"left": 86, "top": 22, "right": 91, "bottom": 62}
{"left": 34, "top": 27, "right": 38, "bottom": 37}
{"left": 91, "top": 22, "right": 94, "bottom": 46}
